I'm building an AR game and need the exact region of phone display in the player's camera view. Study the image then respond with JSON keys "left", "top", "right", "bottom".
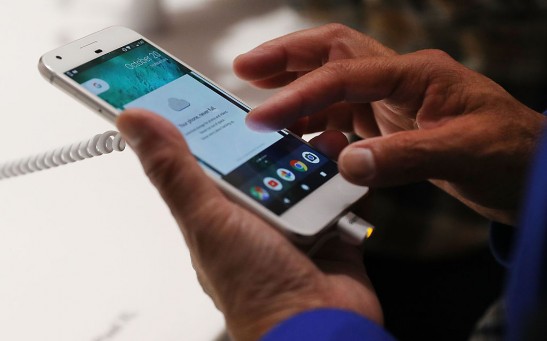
{"left": 39, "top": 27, "right": 367, "bottom": 239}
{"left": 65, "top": 39, "right": 337, "bottom": 215}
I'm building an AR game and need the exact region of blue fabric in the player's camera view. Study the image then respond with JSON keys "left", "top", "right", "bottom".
{"left": 261, "top": 309, "right": 396, "bottom": 341}
{"left": 505, "top": 127, "right": 547, "bottom": 340}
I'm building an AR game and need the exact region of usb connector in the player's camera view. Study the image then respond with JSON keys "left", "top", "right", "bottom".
{"left": 336, "top": 212, "right": 375, "bottom": 245}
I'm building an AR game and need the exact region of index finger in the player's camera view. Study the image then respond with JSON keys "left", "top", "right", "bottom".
{"left": 245, "top": 50, "right": 463, "bottom": 132}
{"left": 233, "top": 24, "right": 392, "bottom": 82}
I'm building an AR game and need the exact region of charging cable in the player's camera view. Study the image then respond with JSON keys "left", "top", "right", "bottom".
{"left": 307, "top": 212, "right": 375, "bottom": 256}
{"left": 0, "top": 131, "right": 375, "bottom": 253}
{"left": 0, "top": 130, "right": 125, "bottom": 180}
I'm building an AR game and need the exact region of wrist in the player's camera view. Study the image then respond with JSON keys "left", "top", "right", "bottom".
{"left": 225, "top": 293, "right": 329, "bottom": 341}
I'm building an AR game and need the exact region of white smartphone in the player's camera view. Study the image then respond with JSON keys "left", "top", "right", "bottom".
{"left": 38, "top": 26, "right": 368, "bottom": 243}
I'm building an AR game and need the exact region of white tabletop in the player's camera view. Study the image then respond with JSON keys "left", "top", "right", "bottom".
{"left": 0, "top": 1, "right": 321, "bottom": 340}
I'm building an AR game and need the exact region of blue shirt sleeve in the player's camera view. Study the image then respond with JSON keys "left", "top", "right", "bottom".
{"left": 505, "top": 123, "right": 547, "bottom": 340}
{"left": 261, "top": 309, "right": 397, "bottom": 341}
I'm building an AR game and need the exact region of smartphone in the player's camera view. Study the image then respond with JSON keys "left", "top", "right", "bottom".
{"left": 38, "top": 26, "right": 368, "bottom": 243}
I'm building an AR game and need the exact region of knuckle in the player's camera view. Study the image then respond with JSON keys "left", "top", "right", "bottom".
{"left": 323, "top": 23, "right": 393, "bottom": 58}
{"left": 410, "top": 49, "right": 465, "bottom": 90}
{"left": 321, "top": 60, "right": 350, "bottom": 76}
{"left": 414, "top": 49, "right": 460, "bottom": 72}
{"left": 316, "top": 62, "right": 348, "bottom": 95}
{"left": 323, "top": 23, "right": 353, "bottom": 38}
{"left": 417, "top": 49, "right": 453, "bottom": 61}
{"left": 320, "top": 59, "right": 359, "bottom": 91}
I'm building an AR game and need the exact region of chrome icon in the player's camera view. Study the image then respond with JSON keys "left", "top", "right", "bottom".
{"left": 290, "top": 160, "right": 308, "bottom": 172}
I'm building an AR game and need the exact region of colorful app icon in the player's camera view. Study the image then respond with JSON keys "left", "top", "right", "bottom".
{"left": 276, "top": 168, "right": 296, "bottom": 182}
{"left": 263, "top": 177, "right": 283, "bottom": 191}
{"left": 290, "top": 160, "right": 308, "bottom": 172}
{"left": 250, "top": 186, "right": 270, "bottom": 201}
{"left": 81, "top": 78, "right": 110, "bottom": 95}
{"left": 302, "top": 151, "right": 320, "bottom": 164}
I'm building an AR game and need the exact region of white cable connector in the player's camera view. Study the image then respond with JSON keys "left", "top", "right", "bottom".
{"left": 0, "top": 130, "right": 125, "bottom": 181}
{"left": 336, "top": 212, "right": 375, "bottom": 246}
{"left": 307, "top": 212, "right": 375, "bottom": 256}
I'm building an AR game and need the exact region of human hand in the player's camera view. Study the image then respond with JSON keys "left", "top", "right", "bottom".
{"left": 235, "top": 24, "right": 546, "bottom": 225}
{"left": 117, "top": 110, "right": 382, "bottom": 341}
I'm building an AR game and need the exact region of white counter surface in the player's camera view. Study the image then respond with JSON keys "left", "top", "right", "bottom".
{"left": 0, "top": 1, "right": 320, "bottom": 340}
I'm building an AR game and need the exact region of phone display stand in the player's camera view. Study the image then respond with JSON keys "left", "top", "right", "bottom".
{"left": 0, "top": 131, "right": 125, "bottom": 180}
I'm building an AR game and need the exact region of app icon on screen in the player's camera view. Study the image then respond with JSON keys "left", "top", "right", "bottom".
{"left": 302, "top": 151, "right": 320, "bottom": 164}
{"left": 82, "top": 78, "right": 110, "bottom": 95}
{"left": 276, "top": 168, "right": 296, "bottom": 182}
{"left": 250, "top": 186, "right": 270, "bottom": 201}
{"left": 290, "top": 160, "right": 308, "bottom": 172}
{"left": 263, "top": 177, "right": 283, "bottom": 191}
{"left": 168, "top": 97, "right": 190, "bottom": 111}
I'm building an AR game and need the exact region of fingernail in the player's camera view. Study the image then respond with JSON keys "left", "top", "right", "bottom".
{"left": 341, "top": 148, "right": 376, "bottom": 181}
{"left": 245, "top": 111, "right": 276, "bottom": 132}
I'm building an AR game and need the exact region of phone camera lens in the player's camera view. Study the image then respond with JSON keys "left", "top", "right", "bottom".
{"left": 56, "top": 56, "right": 62, "bottom": 60}
{"left": 95, "top": 49, "right": 103, "bottom": 54}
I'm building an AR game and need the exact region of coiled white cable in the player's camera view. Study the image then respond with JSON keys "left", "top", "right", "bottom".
{"left": 0, "top": 130, "right": 125, "bottom": 180}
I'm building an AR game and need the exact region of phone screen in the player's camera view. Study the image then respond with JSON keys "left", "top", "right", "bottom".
{"left": 65, "top": 40, "right": 338, "bottom": 215}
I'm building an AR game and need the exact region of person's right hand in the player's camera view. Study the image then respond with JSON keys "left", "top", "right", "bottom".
{"left": 234, "top": 24, "right": 546, "bottom": 226}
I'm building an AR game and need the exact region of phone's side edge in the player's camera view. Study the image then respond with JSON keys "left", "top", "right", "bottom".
{"left": 38, "top": 56, "right": 55, "bottom": 83}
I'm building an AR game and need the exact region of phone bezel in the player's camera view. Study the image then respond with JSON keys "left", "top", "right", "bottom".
{"left": 38, "top": 26, "right": 369, "bottom": 242}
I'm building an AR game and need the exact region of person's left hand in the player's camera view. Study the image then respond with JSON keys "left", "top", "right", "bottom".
{"left": 117, "top": 110, "right": 382, "bottom": 341}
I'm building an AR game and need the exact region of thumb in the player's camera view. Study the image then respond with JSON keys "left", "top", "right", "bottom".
{"left": 338, "top": 127, "right": 464, "bottom": 187}
{"left": 116, "top": 109, "right": 225, "bottom": 223}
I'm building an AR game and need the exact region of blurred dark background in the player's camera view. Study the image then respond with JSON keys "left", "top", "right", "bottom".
{"left": 287, "top": 1, "right": 547, "bottom": 340}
